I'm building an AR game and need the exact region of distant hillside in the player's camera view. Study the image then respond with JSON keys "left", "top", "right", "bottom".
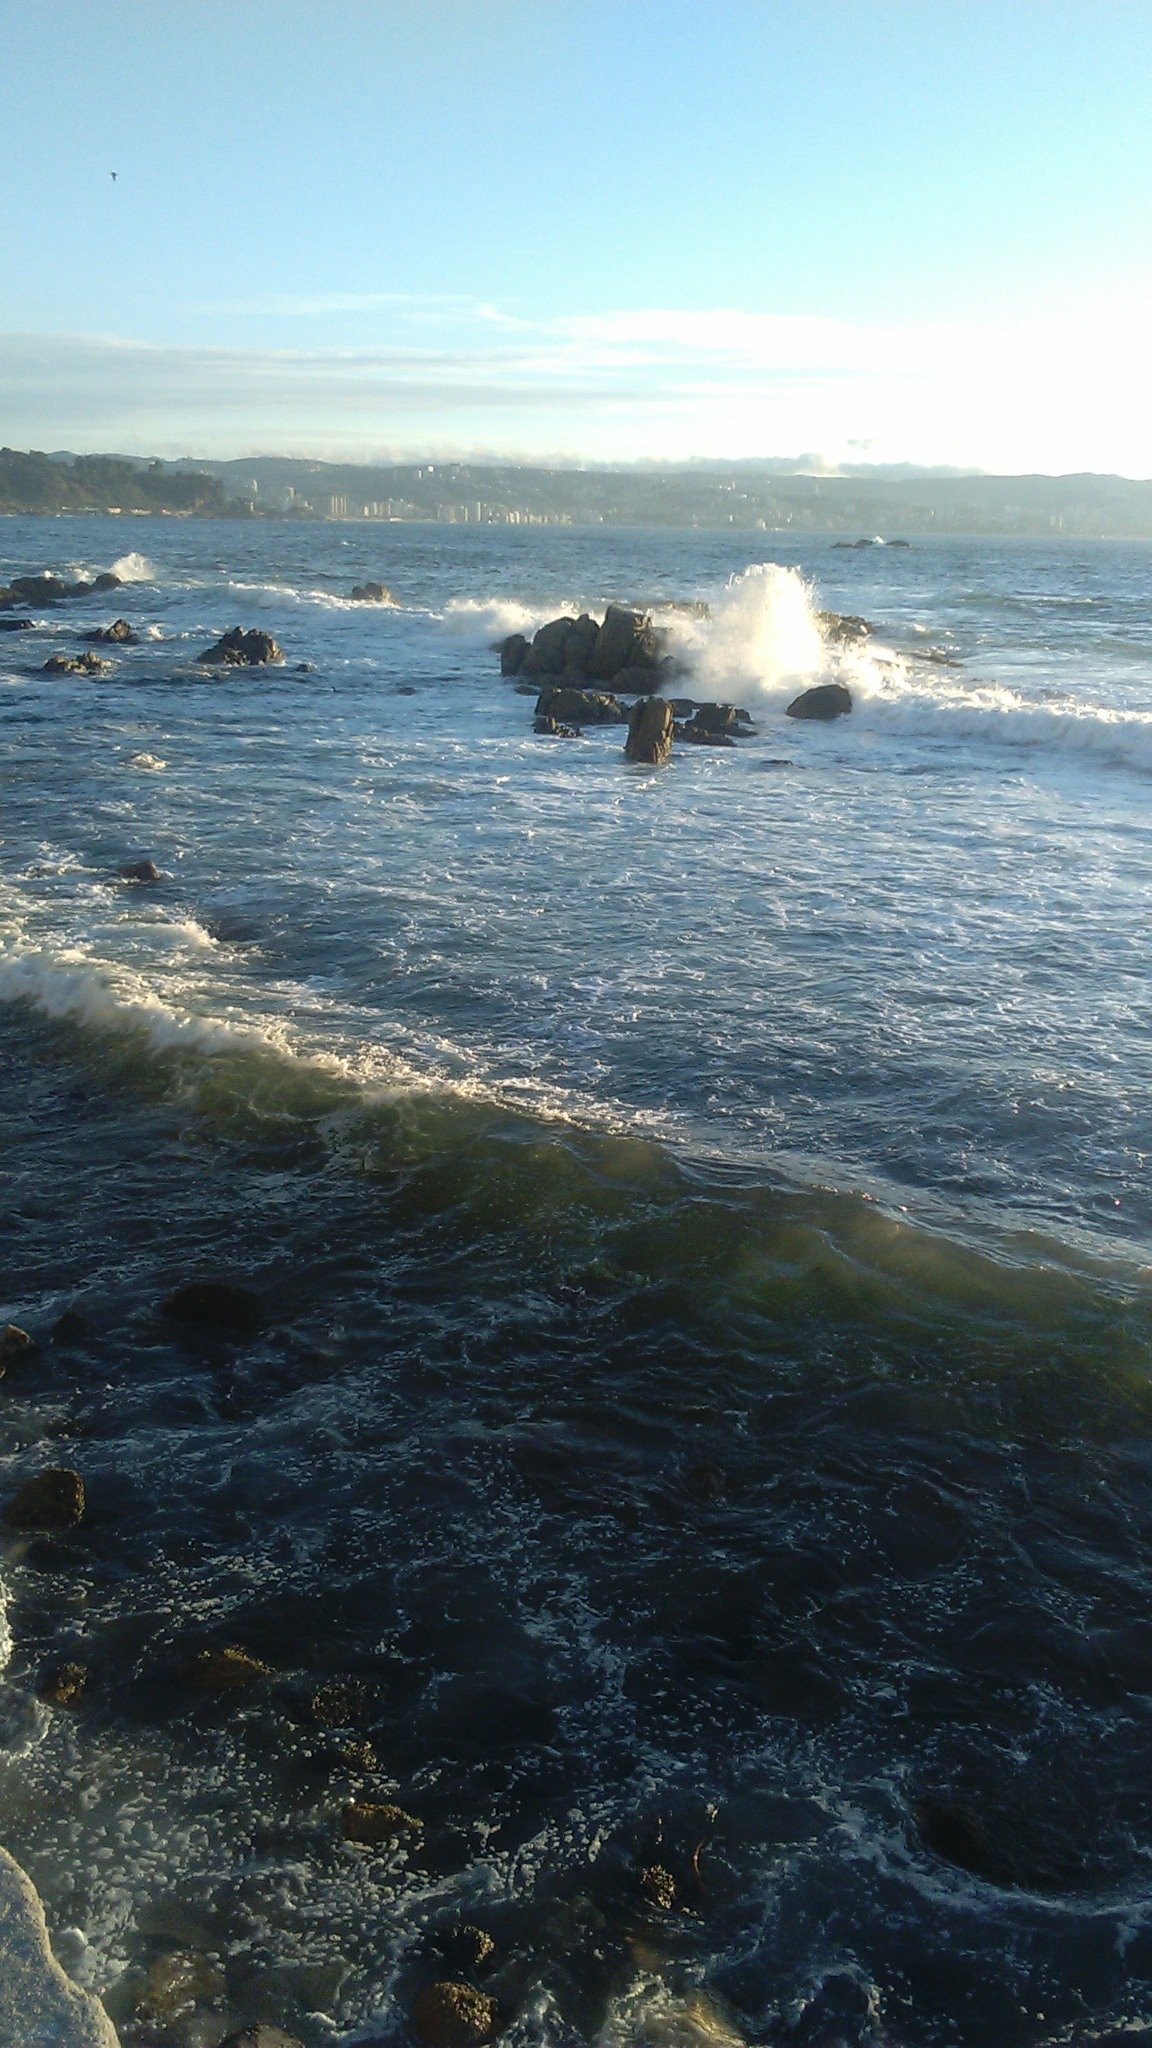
{"left": 0, "top": 448, "right": 231, "bottom": 515}
{"left": 186, "top": 456, "right": 1152, "bottom": 537}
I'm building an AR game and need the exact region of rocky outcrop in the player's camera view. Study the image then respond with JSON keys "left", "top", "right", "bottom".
{"left": 44, "top": 652, "right": 112, "bottom": 676}
{"left": 624, "top": 696, "right": 674, "bottom": 765}
{"left": 349, "top": 582, "right": 394, "bottom": 603}
{"left": 83, "top": 619, "right": 136, "bottom": 644}
{"left": 0, "top": 571, "right": 120, "bottom": 608}
{"left": 342, "top": 1801, "right": 423, "bottom": 1845}
{"left": 817, "top": 610, "right": 871, "bottom": 643}
{"left": 535, "top": 684, "right": 624, "bottom": 726}
{"left": 0, "top": 1847, "right": 120, "bottom": 2047}
{"left": 588, "top": 604, "right": 661, "bottom": 681}
{"left": 3, "top": 1467, "right": 85, "bottom": 1531}
{"left": 0, "top": 617, "right": 34, "bottom": 633}
{"left": 196, "top": 628, "right": 283, "bottom": 666}
{"left": 412, "top": 1981, "right": 497, "bottom": 2048}
{"left": 499, "top": 605, "right": 668, "bottom": 690}
{"left": 786, "top": 682, "right": 853, "bottom": 720}
{"left": 182, "top": 1646, "right": 273, "bottom": 1689}
{"left": 498, "top": 632, "right": 530, "bottom": 676}
{"left": 533, "top": 715, "right": 580, "bottom": 738}
{"left": 119, "top": 858, "right": 163, "bottom": 883}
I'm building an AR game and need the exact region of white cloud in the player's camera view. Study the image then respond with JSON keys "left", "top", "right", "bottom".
{"left": 2, "top": 297, "right": 1151, "bottom": 471}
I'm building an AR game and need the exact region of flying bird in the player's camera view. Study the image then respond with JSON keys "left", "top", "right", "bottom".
{"left": 110, "top": 171, "right": 117, "bottom": 181}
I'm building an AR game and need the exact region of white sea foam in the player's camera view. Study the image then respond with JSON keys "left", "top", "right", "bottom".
{"left": 109, "top": 551, "right": 154, "bottom": 583}
{"left": 441, "top": 594, "right": 554, "bottom": 642}
{"left": 123, "top": 752, "right": 166, "bottom": 771}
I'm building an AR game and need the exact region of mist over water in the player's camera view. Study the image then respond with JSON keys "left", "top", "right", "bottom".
{"left": 2, "top": 517, "right": 1152, "bottom": 2047}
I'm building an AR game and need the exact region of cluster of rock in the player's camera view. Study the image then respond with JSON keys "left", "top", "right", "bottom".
{"left": 500, "top": 604, "right": 860, "bottom": 762}
{"left": 83, "top": 618, "right": 136, "bottom": 644}
{"left": 43, "top": 650, "right": 113, "bottom": 677}
{"left": 349, "top": 581, "right": 394, "bottom": 603}
{"left": 197, "top": 627, "right": 283, "bottom": 666}
{"left": 0, "top": 569, "right": 122, "bottom": 608}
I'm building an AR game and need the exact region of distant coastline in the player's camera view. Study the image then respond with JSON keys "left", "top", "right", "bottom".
{"left": 5, "top": 445, "right": 1152, "bottom": 537}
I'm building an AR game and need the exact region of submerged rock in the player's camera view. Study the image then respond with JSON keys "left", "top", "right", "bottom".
{"left": 786, "top": 682, "right": 853, "bottom": 721}
{"left": 197, "top": 627, "right": 283, "bottom": 666}
{"left": 82, "top": 619, "right": 136, "bottom": 644}
{"left": 624, "top": 696, "right": 674, "bottom": 765}
{"left": 437, "top": 1924, "right": 497, "bottom": 1975}
{"left": 412, "top": 1980, "right": 497, "bottom": 2048}
{"left": 349, "top": 581, "right": 394, "bottom": 603}
{"left": 219, "top": 2029, "right": 307, "bottom": 2048}
{"left": 135, "top": 1949, "right": 225, "bottom": 2021}
{"left": 37, "top": 1661, "right": 89, "bottom": 1708}
{"left": 342, "top": 1800, "right": 423, "bottom": 1845}
{"left": 43, "top": 651, "right": 112, "bottom": 676}
{"left": 639, "top": 1863, "right": 678, "bottom": 1910}
{"left": 817, "top": 608, "right": 872, "bottom": 642}
{"left": 0, "top": 616, "right": 35, "bottom": 632}
{"left": 160, "top": 1279, "right": 263, "bottom": 1335}
{"left": 119, "top": 858, "right": 163, "bottom": 884}
{"left": 3, "top": 1467, "right": 85, "bottom": 1531}
{"left": 533, "top": 714, "right": 580, "bottom": 738}
{"left": 182, "top": 1645, "right": 273, "bottom": 1689}
{"left": 0, "top": 1323, "right": 35, "bottom": 1369}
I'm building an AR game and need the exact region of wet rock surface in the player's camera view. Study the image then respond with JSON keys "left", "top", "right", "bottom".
{"left": 181, "top": 1645, "right": 274, "bottom": 1689}
{"left": 160, "top": 1279, "right": 263, "bottom": 1334}
{"left": 0, "top": 569, "right": 121, "bottom": 608}
{"left": 3, "top": 1466, "right": 85, "bottom": 1531}
{"left": 119, "top": 858, "right": 164, "bottom": 884}
{"left": 83, "top": 618, "right": 137, "bottom": 644}
{"left": 786, "top": 682, "right": 853, "bottom": 720}
{"left": 342, "top": 1800, "right": 424, "bottom": 1845}
{"left": 412, "top": 1980, "right": 498, "bottom": 2047}
{"left": 624, "top": 696, "right": 674, "bottom": 766}
{"left": 197, "top": 627, "right": 284, "bottom": 666}
{"left": 44, "top": 651, "right": 113, "bottom": 676}
{"left": 37, "top": 1659, "right": 89, "bottom": 1707}
{"left": 349, "top": 582, "right": 394, "bottom": 602}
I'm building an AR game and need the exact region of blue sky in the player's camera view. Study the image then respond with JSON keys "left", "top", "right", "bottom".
{"left": 3, "top": 0, "right": 1151, "bottom": 470}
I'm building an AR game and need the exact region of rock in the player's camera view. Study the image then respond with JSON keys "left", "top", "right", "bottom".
{"left": 689, "top": 702, "right": 739, "bottom": 735}
{"left": 119, "top": 858, "right": 163, "bottom": 883}
{"left": 0, "top": 1323, "right": 35, "bottom": 1369}
{"left": 294, "top": 661, "right": 315, "bottom": 673}
{"left": 535, "top": 684, "right": 624, "bottom": 726}
{"left": 0, "top": 617, "right": 35, "bottom": 632}
{"left": 612, "top": 661, "right": 667, "bottom": 694}
{"left": 82, "top": 619, "right": 136, "bottom": 644}
{"left": 182, "top": 1645, "right": 273, "bottom": 1689}
{"left": 914, "top": 1794, "right": 998, "bottom": 1879}
{"left": 218, "top": 2030, "right": 307, "bottom": 2048}
{"left": 437, "top": 1924, "right": 496, "bottom": 1974}
{"left": 524, "top": 614, "right": 578, "bottom": 676}
{"left": 785, "top": 682, "right": 853, "bottom": 720}
{"left": 816, "top": 609, "right": 871, "bottom": 642}
{"left": 52, "top": 1309, "right": 93, "bottom": 1344}
{"left": 412, "top": 1980, "right": 497, "bottom": 2048}
{"left": 587, "top": 604, "right": 646, "bottom": 681}
{"left": 533, "top": 715, "right": 580, "bottom": 737}
{"left": 160, "top": 1279, "right": 263, "bottom": 1335}
{"left": 6, "top": 575, "right": 71, "bottom": 606}
{"left": 625, "top": 696, "right": 673, "bottom": 766}
{"left": 497, "top": 632, "right": 530, "bottom": 677}
{"left": 349, "top": 582, "right": 394, "bottom": 603}
{"left": 38, "top": 1661, "right": 88, "bottom": 1708}
{"left": 310, "top": 1679, "right": 367, "bottom": 1727}
{"left": 92, "top": 572, "right": 122, "bottom": 593}
{"left": 43, "top": 652, "right": 112, "bottom": 676}
{"left": 675, "top": 723, "right": 735, "bottom": 748}
{"left": 197, "top": 627, "right": 283, "bottom": 666}
{"left": 562, "top": 613, "right": 600, "bottom": 674}
{"left": 342, "top": 1800, "right": 423, "bottom": 1845}
{"left": 640, "top": 1863, "right": 678, "bottom": 1909}
{"left": 3, "top": 1468, "right": 85, "bottom": 1531}
{"left": 0, "top": 1845, "right": 119, "bottom": 2048}
{"left": 136, "top": 1949, "right": 225, "bottom": 2020}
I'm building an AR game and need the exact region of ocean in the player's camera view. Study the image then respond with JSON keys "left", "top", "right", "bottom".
{"left": 1, "top": 516, "right": 1151, "bottom": 2047}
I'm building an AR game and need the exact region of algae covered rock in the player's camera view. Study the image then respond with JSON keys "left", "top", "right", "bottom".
{"left": 342, "top": 1800, "right": 423, "bottom": 1845}
{"left": 412, "top": 1980, "right": 497, "bottom": 2048}
{"left": 182, "top": 1645, "right": 274, "bottom": 1690}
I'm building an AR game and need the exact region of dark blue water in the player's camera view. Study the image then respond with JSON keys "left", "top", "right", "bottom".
{"left": 1, "top": 519, "right": 1152, "bottom": 2047}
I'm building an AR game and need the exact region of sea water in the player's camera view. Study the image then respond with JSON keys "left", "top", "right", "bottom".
{"left": 0, "top": 517, "right": 1150, "bottom": 2046}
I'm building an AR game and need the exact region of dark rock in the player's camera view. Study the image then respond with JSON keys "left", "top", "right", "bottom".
{"left": 294, "top": 661, "right": 315, "bottom": 673}
{"left": 587, "top": 604, "right": 646, "bottom": 681}
{"left": 0, "top": 1323, "right": 35, "bottom": 1369}
{"left": 624, "top": 696, "right": 673, "bottom": 766}
{"left": 817, "top": 610, "right": 871, "bottom": 643}
{"left": 160, "top": 1279, "right": 263, "bottom": 1335}
{"left": 349, "top": 582, "right": 394, "bottom": 603}
{"left": 675, "top": 723, "right": 735, "bottom": 748}
{"left": 437, "top": 1925, "right": 496, "bottom": 1975}
{"left": 524, "top": 615, "right": 579, "bottom": 676}
{"left": 412, "top": 1981, "right": 497, "bottom": 2048}
{"left": 785, "top": 682, "right": 853, "bottom": 721}
{"left": 52, "top": 1308, "right": 93, "bottom": 1344}
{"left": 119, "top": 858, "right": 164, "bottom": 883}
{"left": 182, "top": 1645, "right": 273, "bottom": 1690}
{"left": 7, "top": 575, "right": 71, "bottom": 606}
{"left": 914, "top": 1795, "right": 999, "bottom": 1880}
{"left": 310, "top": 1679, "right": 367, "bottom": 1727}
{"left": 43, "top": 651, "right": 112, "bottom": 675}
{"left": 0, "top": 617, "right": 34, "bottom": 632}
{"left": 611, "top": 661, "right": 667, "bottom": 694}
{"left": 38, "top": 1660, "right": 88, "bottom": 1708}
{"left": 92, "top": 571, "right": 122, "bottom": 593}
{"left": 497, "top": 632, "right": 530, "bottom": 677}
{"left": 197, "top": 627, "right": 283, "bottom": 666}
{"left": 83, "top": 619, "right": 136, "bottom": 644}
{"left": 218, "top": 2030, "right": 307, "bottom": 2048}
{"left": 533, "top": 715, "right": 579, "bottom": 737}
{"left": 535, "top": 684, "right": 624, "bottom": 726}
{"left": 562, "top": 612, "right": 600, "bottom": 674}
{"left": 3, "top": 1467, "right": 85, "bottom": 1531}
{"left": 342, "top": 1800, "right": 423, "bottom": 1845}
{"left": 688, "top": 701, "right": 739, "bottom": 735}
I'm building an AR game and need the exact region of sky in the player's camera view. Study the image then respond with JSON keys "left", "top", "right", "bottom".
{"left": 3, "top": 0, "right": 1152, "bottom": 473}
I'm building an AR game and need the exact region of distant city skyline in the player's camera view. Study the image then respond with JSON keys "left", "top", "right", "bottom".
{"left": 4, "top": 0, "right": 1152, "bottom": 473}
